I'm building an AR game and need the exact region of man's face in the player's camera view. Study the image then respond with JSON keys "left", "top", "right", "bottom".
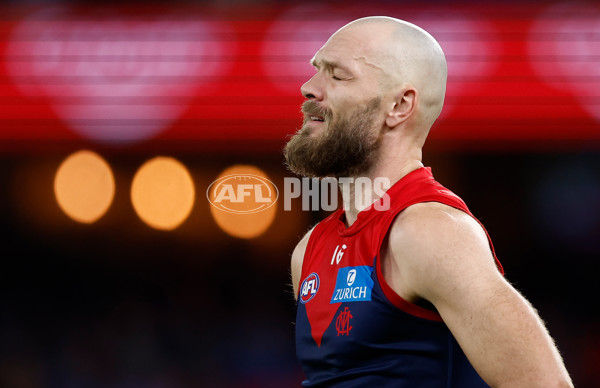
{"left": 284, "top": 29, "right": 388, "bottom": 178}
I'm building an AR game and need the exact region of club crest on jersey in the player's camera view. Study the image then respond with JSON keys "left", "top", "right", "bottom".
{"left": 299, "top": 272, "right": 320, "bottom": 304}
{"left": 330, "top": 266, "right": 374, "bottom": 303}
{"left": 336, "top": 307, "right": 353, "bottom": 336}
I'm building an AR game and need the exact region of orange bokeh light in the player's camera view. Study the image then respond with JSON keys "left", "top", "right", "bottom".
{"left": 208, "top": 165, "right": 277, "bottom": 239}
{"left": 54, "top": 150, "right": 115, "bottom": 224}
{"left": 131, "top": 156, "right": 195, "bottom": 231}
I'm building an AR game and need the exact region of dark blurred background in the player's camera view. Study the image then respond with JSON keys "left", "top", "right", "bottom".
{"left": 0, "top": 1, "right": 598, "bottom": 387}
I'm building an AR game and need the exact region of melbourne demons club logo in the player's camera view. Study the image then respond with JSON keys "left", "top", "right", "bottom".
{"left": 336, "top": 307, "right": 353, "bottom": 336}
{"left": 299, "top": 273, "right": 320, "bottom": 304}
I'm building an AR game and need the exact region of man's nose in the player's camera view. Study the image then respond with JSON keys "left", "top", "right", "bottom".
{"left": 301, "top": 73, "right": 324, "bottom": 101}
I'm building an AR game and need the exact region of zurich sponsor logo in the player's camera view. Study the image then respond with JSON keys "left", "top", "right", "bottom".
{"left": 299, "top": 272, "right": 320, "bottom": 304}
{"left": 330, "top": 266, "right": 374, "bottom": 304}
{"left": 347, "top": 269, "right": 356, "bottom": 286}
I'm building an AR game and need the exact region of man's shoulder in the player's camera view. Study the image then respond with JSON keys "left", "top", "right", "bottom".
{"left": 291, "top": 226, "right": 317, "bottom": 298}
{"left": 292, "top": 226, "right": 315, "bottom": 259}
{"left": 389, "top": 201, "right": 489, "bottom": 264}
{"left": 394, "top": 201, "right": 474, "bottom": 230}
{"left": 385, "top": 201, "right": 499, "bottom": 304}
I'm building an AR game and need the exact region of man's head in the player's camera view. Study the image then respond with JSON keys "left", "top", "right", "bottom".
{"left": 284, "top": 16, "right": 447, "bottom": 178}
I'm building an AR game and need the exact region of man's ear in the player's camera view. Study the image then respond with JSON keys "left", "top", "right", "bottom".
{"left": 385, "top": 89, "right": 417, "bottom": 128}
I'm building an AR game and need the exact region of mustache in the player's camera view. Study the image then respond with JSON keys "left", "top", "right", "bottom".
{"left": 301, "top": 100, "right": 332, "bottom": 120}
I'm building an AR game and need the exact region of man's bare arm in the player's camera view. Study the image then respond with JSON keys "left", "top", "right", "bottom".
{"left": 386, "top": 202, "right": 573, "bottom": 388}
{"left": 291, "top": 228, "right": 314, "bottom": 300}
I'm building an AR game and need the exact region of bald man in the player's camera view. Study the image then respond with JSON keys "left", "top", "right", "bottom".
{"left": 284, "top": 17, "right": 573, "bottom": 387}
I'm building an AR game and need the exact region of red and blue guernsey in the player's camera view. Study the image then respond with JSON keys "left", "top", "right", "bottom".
{"left": 295, "top": 167, "right": 504, "bottom": 387}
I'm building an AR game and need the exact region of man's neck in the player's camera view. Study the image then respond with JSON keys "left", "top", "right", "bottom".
{"left": 341, "top": 158, "right": 424, "bottom": 227}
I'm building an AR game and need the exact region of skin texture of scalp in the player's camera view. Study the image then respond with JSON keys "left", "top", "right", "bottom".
{"left": 329, "top": 17, "right": 448, "bottom": 138}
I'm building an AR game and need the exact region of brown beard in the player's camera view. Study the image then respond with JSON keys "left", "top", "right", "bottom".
{"left": 284, "top": 97, "right": 382, "bottom": 178}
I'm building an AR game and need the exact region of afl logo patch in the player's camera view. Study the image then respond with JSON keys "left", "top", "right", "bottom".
{"left": 299, "top": 273, "right": 320, "bottom": 304}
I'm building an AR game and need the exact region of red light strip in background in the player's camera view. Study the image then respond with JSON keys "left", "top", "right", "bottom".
{"left": 0, "top": 2, "right": 598, "bottom": 152}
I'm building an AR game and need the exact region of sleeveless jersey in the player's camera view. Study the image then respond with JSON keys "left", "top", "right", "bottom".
{"left": 295, "top": 167, "right": 503, "bottom": 387}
